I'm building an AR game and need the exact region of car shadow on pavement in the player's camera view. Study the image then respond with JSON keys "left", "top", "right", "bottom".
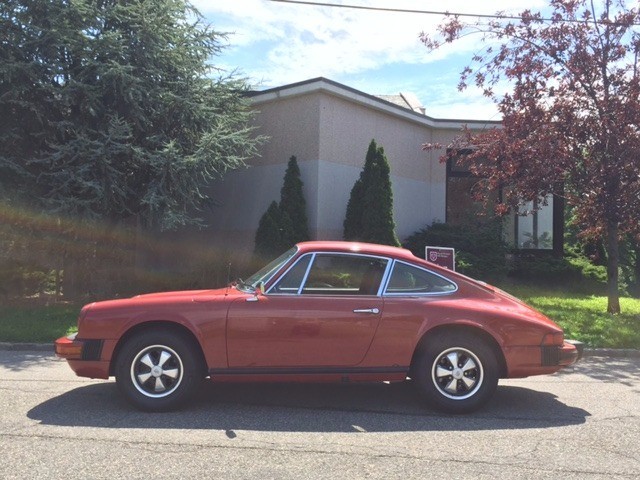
{"left": 555, "top": 356, "right": 640, "bottom": 386}
{"left": 28, "top": 380, "right": 589, "bottom": 433}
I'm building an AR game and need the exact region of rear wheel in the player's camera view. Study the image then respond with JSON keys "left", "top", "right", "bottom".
{"left": 115, "top": 329, "right": 203, "bottom": 411}
{"left": 413, "top": 332, "right": 499, "bottom": 413}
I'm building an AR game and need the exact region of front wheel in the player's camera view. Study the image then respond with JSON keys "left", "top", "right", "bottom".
{"left": 413, "top": 332, "right": 499, "bottom": 413}
{"left": 115, "top": 329, "right": 203, "bottom": 411}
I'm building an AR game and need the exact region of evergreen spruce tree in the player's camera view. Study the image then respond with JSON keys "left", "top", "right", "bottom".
{"left": 280, "top": 156, "right": 309, "bottom": 244}
{"left": 343, "top": 178, "right": 364, "bottom": 241}
{"left": 361, "top": 143, "right": 400, "bottom": 246}
{"left": 343, "top": 141, "right": 377, "bottom": 241}
{"left": 0, "top": 0, "right": 262, "bottom": 228}
{"left": 0, "top": 0, "right": 264, "bottom": 297}
{"left": 343, "top": 140, "right": 400, "bottom": 246}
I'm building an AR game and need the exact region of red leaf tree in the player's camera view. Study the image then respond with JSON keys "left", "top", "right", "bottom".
{"left": 422, "top": 0, "right": 640, "bottom": 313}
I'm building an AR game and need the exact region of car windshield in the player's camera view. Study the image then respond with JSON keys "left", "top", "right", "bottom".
{"left": 239, "top": 247, "right": 298, "bottom": 292}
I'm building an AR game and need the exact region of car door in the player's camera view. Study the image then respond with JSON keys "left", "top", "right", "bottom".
{"left": 226, "top": 253, "right": 389, "bottom": 368}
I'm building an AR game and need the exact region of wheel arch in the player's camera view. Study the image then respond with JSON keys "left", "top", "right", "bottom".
{"left": 109, "top": 320, "right": 208, "bottom": 377}
{"left": 410, "top": 324, "right": 508, "bottom": 379}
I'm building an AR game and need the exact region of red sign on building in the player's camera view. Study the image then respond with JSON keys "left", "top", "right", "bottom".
{"left": 425, "top": 246, "right": 456, "bottom": 271}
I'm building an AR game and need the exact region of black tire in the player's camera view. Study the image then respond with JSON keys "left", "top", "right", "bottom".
{"left": 413, "top": 331, "right": 499, "bottom": 414}
{"left": 115, "top": 328, "right": 204, "bottom": 411}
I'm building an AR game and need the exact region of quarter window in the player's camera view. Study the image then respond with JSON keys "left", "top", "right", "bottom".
{"left": 385, "top": 262, "right": 457, "bottom": 295}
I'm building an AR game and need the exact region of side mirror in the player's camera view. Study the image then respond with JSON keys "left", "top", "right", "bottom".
{"left": 246, "top": 282, "right": 265, "bottom": 303}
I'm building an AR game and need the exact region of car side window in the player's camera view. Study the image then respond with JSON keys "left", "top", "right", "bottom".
{"left": 385, "top": 261, "right": 457, "bottom": 295}
{"left": 270, "top": 255, "right": 312, "bottom": 294}
{"left": 300, "top": 254, "right": 388, "bottom": 296}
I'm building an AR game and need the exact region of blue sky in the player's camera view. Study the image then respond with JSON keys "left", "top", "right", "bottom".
{"left": 193, "top": 0, "right": 551, "bottom": 120}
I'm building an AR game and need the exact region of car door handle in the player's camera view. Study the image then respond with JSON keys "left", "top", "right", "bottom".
{"left": 353, "top": 308, "right": 380, "bottom": 314}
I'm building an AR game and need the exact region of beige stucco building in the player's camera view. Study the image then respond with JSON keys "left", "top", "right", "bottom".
{"left": 206, "top": 77, "right": 506, "bottom": 253}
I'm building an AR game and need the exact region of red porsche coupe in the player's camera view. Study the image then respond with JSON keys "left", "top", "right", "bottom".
{"left": 55, "top": 241, "right": 582, "bottom": 413}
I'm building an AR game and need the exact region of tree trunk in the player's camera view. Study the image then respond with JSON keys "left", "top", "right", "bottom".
{"left": 633, "top": 241, "right": 640, "bottom": 298}
{"left": 605, "top": 220, "right": 621, "bottom": 314}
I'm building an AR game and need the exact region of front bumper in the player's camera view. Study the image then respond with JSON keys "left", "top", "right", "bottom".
{"left": 55, "top": 334, "right": 110, "bottom": 379}
{"left": 542, "top": 339, "right": 584, "bottom": 367}
{"left": 54, "top": 333, "right": 103, "bottom": 361}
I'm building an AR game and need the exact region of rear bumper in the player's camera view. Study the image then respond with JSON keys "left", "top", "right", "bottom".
{"left": 563, "top": 339, "right": 584, "bottom": 364}
{"left": 542, "top": 339, "right": 583, "bottom": 367}
{"left": 505, "top": 339, "right": 584, "bottom": 378}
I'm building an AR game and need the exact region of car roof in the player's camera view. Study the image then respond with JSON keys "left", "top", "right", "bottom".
{"left": 295, "top": 241, "right": 418, "bottom": 262}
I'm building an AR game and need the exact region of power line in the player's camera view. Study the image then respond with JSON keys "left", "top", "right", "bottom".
{"left": 270, "top": 0, "right": 640, "bottom": 26}
{"left": 271, "top": 0, "right": 528, "bottom": 21}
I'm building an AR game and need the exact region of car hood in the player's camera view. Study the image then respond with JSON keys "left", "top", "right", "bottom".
{"left": 132, "top": 288, "right": 231, "bottom": 300}
{"left": 82, "top": 287, "right": 243, "bottom": 314}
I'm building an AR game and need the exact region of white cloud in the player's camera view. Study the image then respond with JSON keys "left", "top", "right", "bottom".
{"left": 194, "top": 0, "right": 548, "bottom": 117}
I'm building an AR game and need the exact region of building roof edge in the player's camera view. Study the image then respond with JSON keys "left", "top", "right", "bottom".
{"left": 248, "top": 77, "right": 501, "bottom": 130}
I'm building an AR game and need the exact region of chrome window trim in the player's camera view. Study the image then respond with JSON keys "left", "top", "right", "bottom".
{"left": 382, "top": 259, "right": 459, "bottom": 297}
{"left": 242, "top": 246, "right": 299, "bottom": 293}
{"left": 266, "top": 252, "right": 315, "bottom": 295}
{"left": 296, "top": 253, "right": 316, "bottom": 295}
{"left": 266, "top": 251, "right": 392, "bottom": 297}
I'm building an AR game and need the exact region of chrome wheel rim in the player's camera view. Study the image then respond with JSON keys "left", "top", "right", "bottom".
{"left": 130, "top": 345, "right": 184, "bottom": 398}
{"left": 431, "top": 347, "right": 483, "bottom": 400}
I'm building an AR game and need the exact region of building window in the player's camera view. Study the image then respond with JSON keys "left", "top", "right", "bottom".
{"left": 446, "top": 155, "right": 563, "bottom": 254}
{"left": 445, "top": 154, "right": 495, "bottom": 225}
{"left": 514, "top": 197, "right": 554, "bottom": 250}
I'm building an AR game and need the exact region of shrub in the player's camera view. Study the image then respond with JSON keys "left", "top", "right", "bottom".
{"left": 507, "top": 250, "right": 614, "bottom": 294}
{"left": 254, "top": 156, "right": 309, "bottom": 258}
{"left": 403, "top": 220, "right": 507, "bottom": 280}
{"left": 254, "top": 201, "right": 294, "bottom": 259}
{"left": 508, "top": 254, "right": 581, "bottom": 282}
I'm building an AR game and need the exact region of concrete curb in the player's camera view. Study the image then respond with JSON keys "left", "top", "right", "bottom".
{"left": 0, "top": 342, "right": 54, "bottom": 352}
{"left": 0, "top": 342, "right": 638, "bottom": 358}
{"left": 582, "top": 348, "right": 640, "bottom": 358}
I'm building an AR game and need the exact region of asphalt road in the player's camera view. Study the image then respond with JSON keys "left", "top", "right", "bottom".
{"left": 0, "top": 351, "right": 638, "bottom": 480}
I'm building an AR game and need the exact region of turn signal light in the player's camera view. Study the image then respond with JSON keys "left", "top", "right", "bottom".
{"left": 55, "top": 335, "right": 83, "bottom": 359}
{"left": 541, "top": 332, "right": 564, "bottom": 346}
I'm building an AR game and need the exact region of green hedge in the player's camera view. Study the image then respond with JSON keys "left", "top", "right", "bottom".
{"left": 403, "top": 220, "right": 507, "bottom": 280}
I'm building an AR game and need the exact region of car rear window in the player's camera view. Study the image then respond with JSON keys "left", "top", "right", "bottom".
{"left": 384, "top": 261, "right": 457, "bottom": 295}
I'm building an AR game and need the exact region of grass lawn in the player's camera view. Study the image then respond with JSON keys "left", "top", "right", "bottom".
{"left": 500, "top": 284, "right": 640, "bottom": 349}
{"left": 0, "top": 303, "right": 80, "bottom": 344}
{"left": 0, "top": 287, "right": 639, "bottom": 348}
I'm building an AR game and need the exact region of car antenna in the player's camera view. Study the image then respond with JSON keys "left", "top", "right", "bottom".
{"left": 225, "top": 262, "right": 232, "bottom": 295}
